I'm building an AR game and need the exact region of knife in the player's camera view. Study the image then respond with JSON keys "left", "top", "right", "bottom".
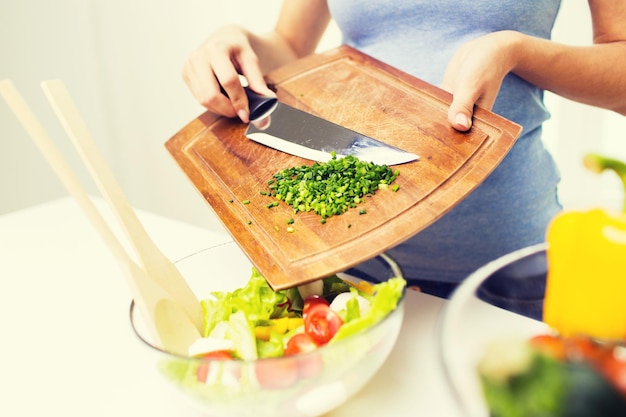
{"left": 242, "top": 87, "right": 419, "bottom": 166}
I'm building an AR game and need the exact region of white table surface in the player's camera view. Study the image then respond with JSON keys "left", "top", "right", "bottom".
{"left": 1, "top": 197, "right": 527, "bottom": 417}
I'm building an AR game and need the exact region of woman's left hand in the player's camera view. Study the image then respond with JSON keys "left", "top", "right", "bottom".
{"left": 442, "top": 31, "right": 521, "bottom": 131}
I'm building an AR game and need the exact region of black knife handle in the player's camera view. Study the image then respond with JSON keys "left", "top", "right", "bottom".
{"left": 244, "top": 86, "right": 278, "bottom": 121}
{"left": 220, "top": 84, "right": 278, "bottom": 121}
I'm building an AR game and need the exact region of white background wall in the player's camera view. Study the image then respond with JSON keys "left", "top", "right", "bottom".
{"left": 1, "top": 1, "right": 624, "bottom": 232}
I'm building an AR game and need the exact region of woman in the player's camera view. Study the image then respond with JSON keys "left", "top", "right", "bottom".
{"left": 182, "top": 1, "right": 626, "bottom": 315}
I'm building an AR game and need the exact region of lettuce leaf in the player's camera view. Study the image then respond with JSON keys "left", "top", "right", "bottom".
{"left": 199, "top": 267, "right": 305, "bottom": 358}
{"left": 200, "top": 267, "right": 292, "bottom": 337}
{"left": 225, "top": 311, "right": 257, "bottom": 360}
{"left": 330, "top": 277, "right": 406, "bottom": 342}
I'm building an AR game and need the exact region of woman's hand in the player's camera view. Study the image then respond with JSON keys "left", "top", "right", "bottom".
{"left": 442, "top": 31, "right": 521, "bottom": 131}
{"left": 181, "top": 0, "right": 330, "bottom": 123}
{"left": 182, "top": 24, "right": 276, "bottom": 123}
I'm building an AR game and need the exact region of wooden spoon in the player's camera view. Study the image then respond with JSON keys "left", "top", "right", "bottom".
{"left": 0, "top": 80, "right": 200, "bottom": 355}
{"left": 40, "top": 80, "right": 203, "bottom": 332}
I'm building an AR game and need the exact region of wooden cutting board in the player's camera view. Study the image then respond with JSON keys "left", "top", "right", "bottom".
{"left": 165, "top": 45, "right": 522, "bottom": 290}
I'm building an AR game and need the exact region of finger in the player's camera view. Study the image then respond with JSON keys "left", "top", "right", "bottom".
{"left": 440, "top": 75, "right": 472, "bottom": 132}
{"left": 219, "top": 76, "right": 250, "bottom": 122}
{"left": 447, "top": 92, "right": 476, "bottom": 132}
{"left": 239, "top": 53, "right": 275, "bottom": 98}
{"left": 182, "top": 57, "right": 238, "bottom": 119}
{"left": 211, "top": 57, "right": 250, "bottom": 122}
{"left": 449, "top": 84, "right": 501, "bottom": 131}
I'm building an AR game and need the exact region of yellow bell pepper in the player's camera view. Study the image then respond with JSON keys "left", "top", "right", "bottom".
{"left": 254, "top": 317, "right": 304, "bottom": 341}
{"left": 543, "top": 153, "right": 626, "bottom": 340}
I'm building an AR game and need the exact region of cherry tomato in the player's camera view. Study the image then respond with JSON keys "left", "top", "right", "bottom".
{"left": 296, "top": 354, "right": 323, "bottom": 379}
{"left": 565, "top": 335, "right": 607, "bottom": 363}
{"left": 196, "top": 365, "right": 209, "bottom": 383}
{"left": 254, "top": 357, "right": 299, "bottom": 389}
{"left": 284, "top": 332, "right": 318, "bottom": 356}
{"left": 529, "top": 334, "right": 567, "bottom": 360}
{"left": 304, "top": 303, "right": 343, "bottom": 346}
{"left": 195, "top": 350, "right": 235, "bottom": 383}
{"left": 197, "top": 350, "right": 236, "bottom": 360}
{"left": 284, "top": 333, "right": 323, "bottom": 379}
{"left": 303, "top": 295, "right": 329, "bottom": 320}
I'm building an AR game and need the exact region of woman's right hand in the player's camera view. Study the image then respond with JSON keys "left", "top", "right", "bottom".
{"left": 182, "top": 24, "right": 276, "bottom": 123}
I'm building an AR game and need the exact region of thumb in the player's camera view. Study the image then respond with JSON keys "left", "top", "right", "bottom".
{"left": 447, "top": 95, "right": 474, "bottom": 132}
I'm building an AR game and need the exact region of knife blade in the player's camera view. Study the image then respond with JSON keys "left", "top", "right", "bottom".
{"left": 243, "top": 87, "right": 419, "bottom": 166}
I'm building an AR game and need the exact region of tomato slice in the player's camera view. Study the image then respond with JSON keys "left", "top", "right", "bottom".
{"left": 304, "top": 303, "right": 344, "bottom": 346}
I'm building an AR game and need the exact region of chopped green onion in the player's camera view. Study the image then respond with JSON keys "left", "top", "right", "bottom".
{"left": 264, "top": 154, "right": 399, "bottom": 221}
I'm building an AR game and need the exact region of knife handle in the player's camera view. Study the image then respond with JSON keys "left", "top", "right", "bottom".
{"left": 244, "top": 86, "right": 278, "bottom": 121}
{"left": 220, "top": 82, "right": 278, "bottom": 121}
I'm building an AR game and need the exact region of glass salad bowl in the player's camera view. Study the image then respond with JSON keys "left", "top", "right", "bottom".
{"left": 130, "top": 241, "right": 406, "bottom": 417}
{"left": 438, "top": 243, "right": 626, "bottom": 417}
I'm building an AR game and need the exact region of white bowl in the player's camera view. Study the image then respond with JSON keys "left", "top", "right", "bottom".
{"left": 130, "top": 241, "right": 405, "bottom": 417}
{"left": 437, "top": 243, "right": 551, "bottom": 417}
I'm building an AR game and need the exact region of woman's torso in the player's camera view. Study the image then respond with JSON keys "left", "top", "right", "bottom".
{"left": 327, "top": 0, "right": 564, "bottom": 283}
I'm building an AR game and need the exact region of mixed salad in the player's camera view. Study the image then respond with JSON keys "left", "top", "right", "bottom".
{"left": 161, "top": 268, "right": 405, "bottom": 391}
{"left": 479, "top": 333, "right": 626, "bottom": 417}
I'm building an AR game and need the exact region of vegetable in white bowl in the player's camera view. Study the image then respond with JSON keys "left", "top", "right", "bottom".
{"left": 130, "top": 241, "right": 406, "bottom": 417}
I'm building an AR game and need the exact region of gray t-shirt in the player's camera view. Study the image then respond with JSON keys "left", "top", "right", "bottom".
{"left": 328, "top": 0, "right": 563, "bottom": 282}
